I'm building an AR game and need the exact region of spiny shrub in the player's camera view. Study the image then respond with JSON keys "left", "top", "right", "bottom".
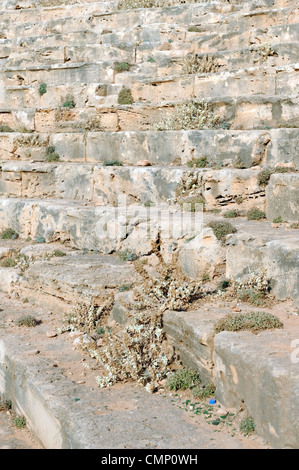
{"left": 154, "top": 100, "right": 220, "bottom": 131}
{"left": 182, "top": 54, "right": 220, "bottom": 75}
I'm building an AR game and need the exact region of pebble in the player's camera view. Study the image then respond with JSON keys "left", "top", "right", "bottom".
{"left": 46, "top": 331, "right": 57, "bottom": 338}
{"left": 27, "top": 349, "right": 40, "bottom": 356}
{"left": 96, "top": 338, "right": 103, "bottom": 347}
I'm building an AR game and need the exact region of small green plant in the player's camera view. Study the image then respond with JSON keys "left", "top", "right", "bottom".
{"left": 273, "top": 216, "right": 283, "bottom": 223}
{"left": 0, "top": 399, "right": 12, "bottom": 411}
{"left": 118, "top": 250, "right": 138, "bottom": 262}
{"left": 215, "top": 311, "right": 283, "bottom": 334}
{"left": 258, "top": 168, "right": 273, "bottom": 186}
{"left": 0, "top": 228, "right": 18, "bottom": 240}
{"left": 144, "top": 200, "right": 155, "bottom": 207}
{"left": 36, "top": 236, "right": 46, "bottom": 243}
{"left": 62, "top": 95, "right": 76, "bottom": 108}
{"left": 103, "top": 160, "right": 123, "bottom": 166}
{"left": 97, "top": 326, "right": 105, "bottom": 335}
{"left": 39, "top": 83, "right": 47, "bottom": 96}
{"left": 1, "top": 257, "right": 18, "bottom": 268}
{"left": 207, "top": 220, "right": 237, "bottom": 242}
{"left": 223, "top": 209, "right": 241, "bottom": 218}
{"left": 240, "top": 417, "right": 256, "bottom": 436}
{"left": 16, "top": 315, "right": 40, "bottom": 327}
{"left": 247, "top": 208, "right": 266, "bottom": 220}
{"left": 113, "top": 62, "right": 131, "bottom": 73}
{"left": 45, "top": 146, "right": 60, "bottom": 162}
{"left": 13, "top": 415, "right": 26, "bottom": 429}
{"left": 166, "top": 368, "right": 201, "bottom": 391}
{"left": 119, "top": 283, "right": 133, "bottom": 292}
{"left": 187, "top": 157, "right": 208, "bottom": 168}
{"left": 188, "top": 25, "right": 201, "bottom": 32}
{"left": 201, "top": 273, "right": 210, "bottom": 282}
{"left": 52, "top": 250, "right": 66, "bottom": 257}
{"left": 290, "top": 222, "right": 299, "bottom": 229}
{"left": 218, "top": 279, "right": 231, "bottom": 291}
{"left": 147, "top": 56, "right": 155, "bottom": 63}
{"left": 0, "top": 124, "right": 14, "bottom": 132}
{"left": 192, "top": 382, "right": 216, "bottom": 400}
{"left": 118, "top": 87, "right": 134, "bottom": 105}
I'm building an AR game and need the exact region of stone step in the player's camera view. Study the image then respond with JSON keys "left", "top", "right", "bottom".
{"left": 0, "top": 162, "right": 279, "bottom": 212}
{"left": 1, "top": 129, "right": 298, "bottom": 170}
{"left": 266, "top": 173, "right": 299, "bottom": 222}
{"left": 3, "top": 1, "right": 297, "bottom": 47}
{"left": 162, "top": 303, "right": 299, "bottom": 448}
{"left": 3, "top": 21, "right": 299, "bottom": 75}
{"left": 2, "top": 1, "right": 291, "bottom": 39}
{"left": 2, "top": 63, "right": 298, "bottom": 111}
{"left": 2, "top": 94, "right": 296, "bottom": 133}
{"left": 0, "top": 290, "right": 268, "bottom": 449}
{"left": 4, "top": 38, "right": 298, "bottom": 76}
{"left": 0, "top": 197, "right": 297, "bottom": 300}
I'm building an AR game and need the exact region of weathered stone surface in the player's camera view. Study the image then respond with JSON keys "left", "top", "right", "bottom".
{"left": 266, "top": 173, "right": 299, "bottom": 223}
{"left": 214, "top": 328, "right": 299, "bottom": 448}
{"left": 163, "top": 307, "right": 224, "bottom": 383}
{"left": 226, "top": 230, "right": 299, "bottom": 307}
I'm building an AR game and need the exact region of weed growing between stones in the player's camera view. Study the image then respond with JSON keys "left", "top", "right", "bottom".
{"left": 119, "top": 0, "right": 197, "bottom": 9}
{"left": 92, "top": 311, "right": 176, "bottom": 391}
{"left": 113, "top": 62, "right": 132, "bottom": 73}
{"left": 63, "top": 296, "right": 115, "bottom": 333}
{"left": 239, "top": 417, "right": 256, "bottom": 436}
{"left": 166, "top": 368, "right": 201, "bottom": 391}
{"left": 118, "top": 87, "right": 134, "bottom": 105}
{"left": 103, "top": 160, "right": 123, "bottom": 166}
{"left": 81, "top": 116, "right": 104, "bottom": 132}
{"left": 39, "top": 83, "right": 47, "bottom": 96}
{"left": 62, "top": 94, "right": 76, "bottom": 109}
{"left": 207, "top": 220, "right": 237, "bottom": 242}
{"left": 1, "top": 253, "right": 29, "bottom": 271}
{"left": 45, "top": 146, "right": 60, "bottom": 162}
{"left": 223, "top": 209, "right": 241, "bottom": 218}
{"left": 174, "top": 171, "right": 206, "bottom": 210}
{"left": 0, "top": 400, "right": 12, "bottom": 411}
{"left": 52, "top": 250, "right": 66, "bottom": 257}
{"left": 192, "top": 382, "right": 216, "bottom": 400}
{"left": 182, "top": 54, "right": 220, "bottom": 75}
{"left": 232, "top": 272, "right": 271, "bottom": 307}
{"left": 15, "top": 315, "right": 41, "bottom": 327}
{"left": 0, "top": 125, "right": 14, "bottom": 132}
{"left": 215, "top": 311, "right": 283, "bottom": 334}
{"left": 154, "top": 99, "right": 221, "bottom": 131}
{"left": 187, "top": 157, "right": 208, "bottom": 168}
{"left": 0, "top": 228, "right": 18, "bottom": 240}
{"left": 247, "top": 208, "right": 266, "bottom": 220}
{"left": 13, "top": 415, "right": 26, "bottom": 429}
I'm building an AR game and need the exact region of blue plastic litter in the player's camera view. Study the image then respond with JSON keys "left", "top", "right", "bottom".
{"left": 209, "top": 399, "right": 216, "bottom": 405}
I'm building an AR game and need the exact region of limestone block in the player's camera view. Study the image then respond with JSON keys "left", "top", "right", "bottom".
{"left": 266, "top": 173, "right": 299, "bottom": 222}
{"left": 214, "top": 329, "right": 299, "bottom": 448}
